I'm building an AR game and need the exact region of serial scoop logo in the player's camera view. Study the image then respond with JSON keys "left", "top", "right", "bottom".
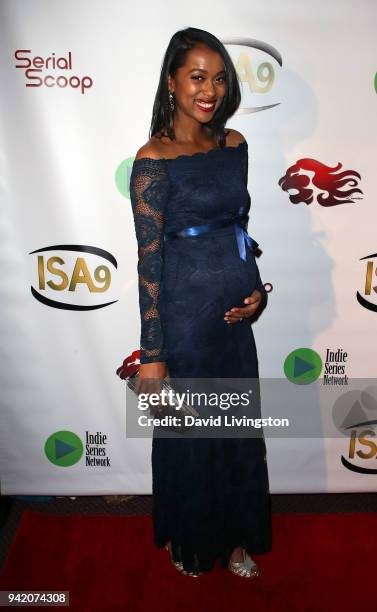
{"left": 279, "top": 159, "right": 363, "bottom": 207}
{"left": 357, "top": 253, "right": 377, "bottom": 312}
{"left": 332, "top": 387, "right": 377, "bottom": 474}
{"left": 14, "top": 50, "right": 93, "bottom": 94}
{"left": 29, "top": 244, "right": 118, "bottom": 310}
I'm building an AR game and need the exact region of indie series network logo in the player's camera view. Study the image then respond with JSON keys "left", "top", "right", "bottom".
{"left": 44, "top": 431, "right": 83, "bottom": 467}
{"left": 284, "top": 348, "right": 323, "bottom": 384}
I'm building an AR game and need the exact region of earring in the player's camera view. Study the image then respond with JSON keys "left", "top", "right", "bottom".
{"left": 169, "top": 90, "right": 175, "bottom": 112}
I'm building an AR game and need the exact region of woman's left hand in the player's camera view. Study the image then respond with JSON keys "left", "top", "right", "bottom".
{"left": 224, "top": 289, "right": 263, "bottom": 324}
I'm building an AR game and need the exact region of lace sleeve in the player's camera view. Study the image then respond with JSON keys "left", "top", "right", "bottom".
{"left": 129, "top": 157, "right": 169, "bottom": 364}
{"left": 240, "top": 140, "right": 266, "bottom": 298}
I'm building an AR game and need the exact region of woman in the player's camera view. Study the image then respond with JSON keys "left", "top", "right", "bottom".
{"left": 129, "top": 27, "right": 272, "bottom": 577}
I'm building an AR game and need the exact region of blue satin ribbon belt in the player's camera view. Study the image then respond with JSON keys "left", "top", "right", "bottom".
{"left": 164, "top": 205, "right": 259, "bottom": 262}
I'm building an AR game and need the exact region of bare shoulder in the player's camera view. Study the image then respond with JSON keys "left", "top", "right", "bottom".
{"left": 134, "top": 134, "right": 171, "bottom": 161}
{"left": 225, "top": 128, "right": 247, "bottom": 147}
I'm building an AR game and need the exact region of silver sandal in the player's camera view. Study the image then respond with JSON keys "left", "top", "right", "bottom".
{"left": 228, "top": 549, "right": 259, "bottom": 578}
{"left": 165, "top": 543, "right": 184, "bottom": 572}
{"left": 181, "top": 569, "right": 203, "bottom": 578}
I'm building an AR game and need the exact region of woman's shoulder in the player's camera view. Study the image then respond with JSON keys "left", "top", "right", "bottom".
{"left": 131, "top": 138, "right": 170, "bottom": 194}
{"left": 134, "top": 137, "right": 166, "bottom": 162}
{"left": 135, "top": 130, "right": 246, "bottom": 161}
{"left": 134, "top": 131, "right": 179, "bottom": 162}
{"left": 224, "top": 128, "right": 247, "bottom": 147}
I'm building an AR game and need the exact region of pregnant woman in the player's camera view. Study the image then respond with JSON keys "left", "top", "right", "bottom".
{"left": 129, "top": 26, "right": 272, "bottom": 577}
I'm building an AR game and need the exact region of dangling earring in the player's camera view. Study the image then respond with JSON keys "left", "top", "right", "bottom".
{"left": 169, "top": 90, "right": 175, "bottom": 112}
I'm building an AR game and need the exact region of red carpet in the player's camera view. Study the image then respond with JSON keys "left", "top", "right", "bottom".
{"left": 0, "top": 509, "right": 375, "bottom": 612}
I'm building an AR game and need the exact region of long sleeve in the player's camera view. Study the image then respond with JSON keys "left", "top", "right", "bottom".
{"left": 129, "top": 157, "right": 169, "bottom": 364}
{"left": 240, "top": 140, "right": 266, "bottom": 299}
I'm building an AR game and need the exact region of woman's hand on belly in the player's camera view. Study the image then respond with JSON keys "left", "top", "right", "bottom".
{"left": 224, "top": 289, "right": 263, "bottom": 323}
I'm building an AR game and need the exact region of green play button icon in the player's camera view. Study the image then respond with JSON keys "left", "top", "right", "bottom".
{"left": 44, "top": 431, "right": 83, "bottom": 466}
{"left": 284, "top": 348, "right": 322, "bottom": 384}
{"left": 115, "top": 157, "right": 135, "bottom": 198}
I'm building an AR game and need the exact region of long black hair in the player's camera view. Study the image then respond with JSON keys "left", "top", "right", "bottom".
{"left": 149, "top": 27, "right": 241, "bottom": 149}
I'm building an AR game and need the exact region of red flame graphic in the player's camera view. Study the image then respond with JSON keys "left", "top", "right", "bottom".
{"left": 278, "top": 159, "right": 363, "bottom": 206}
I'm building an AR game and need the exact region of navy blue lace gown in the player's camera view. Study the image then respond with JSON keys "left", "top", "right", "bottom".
{"left": 129, "top": 140, "right": 272, "bottom": 573}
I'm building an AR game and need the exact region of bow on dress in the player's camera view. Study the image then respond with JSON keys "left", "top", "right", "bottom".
{"left": 164, "top": 205, "right": 259, "bottom": 261}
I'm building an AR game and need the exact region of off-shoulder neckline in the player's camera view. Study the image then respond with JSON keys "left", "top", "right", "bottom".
{"left": 132, "top": 139, "right": 247, "bottom": 164}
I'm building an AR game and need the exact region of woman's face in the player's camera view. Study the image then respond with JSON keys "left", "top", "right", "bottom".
{"left": 168, "top": 43, "right": 226, "bottom": 124}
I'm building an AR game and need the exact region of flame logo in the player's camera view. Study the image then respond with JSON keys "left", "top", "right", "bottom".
{"left": 279, "top": 159, "right": 363, "bottom": 206}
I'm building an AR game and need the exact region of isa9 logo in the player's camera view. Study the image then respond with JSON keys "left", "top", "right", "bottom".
{"left": 29, "top": 244, "right": 118, "bottom": 310}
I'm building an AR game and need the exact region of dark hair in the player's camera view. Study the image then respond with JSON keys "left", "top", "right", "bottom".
{"left": 149, "top": 27, "right": 241, "bottom": 148}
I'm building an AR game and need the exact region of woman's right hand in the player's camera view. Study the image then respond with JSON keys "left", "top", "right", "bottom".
{"left": 134, "top": 361, "right": 169, "bottom": 412}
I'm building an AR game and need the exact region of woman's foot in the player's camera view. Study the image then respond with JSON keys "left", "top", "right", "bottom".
{"left": 181, "top": 569, "right": 203, "bottom": 577}
{"left": 230, "top": 547, "right": 245, "bottom": 563}
{"left": 228, "top": 548, "right": 259, "bottom": 579}
{"left": 166, "top": 543, "right": 203, "bottom": 577}
{"left": 165, "top": 542, "right": 184, "bottom": 572}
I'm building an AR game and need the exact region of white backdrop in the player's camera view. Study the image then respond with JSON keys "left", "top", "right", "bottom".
{"left": 1, "top": 0, "right": 377, "bottom": 494}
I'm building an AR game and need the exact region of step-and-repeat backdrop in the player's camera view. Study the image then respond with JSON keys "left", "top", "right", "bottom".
{"left": 1, "top": 0, "right": 377, "bottom": 494}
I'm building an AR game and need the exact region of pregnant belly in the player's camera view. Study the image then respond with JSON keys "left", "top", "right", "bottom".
{"left": 162, "top": 234, "right": 258, "bottom": 316}
{"left": 160, "top": 236, "right": 260, "bottom": 378}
